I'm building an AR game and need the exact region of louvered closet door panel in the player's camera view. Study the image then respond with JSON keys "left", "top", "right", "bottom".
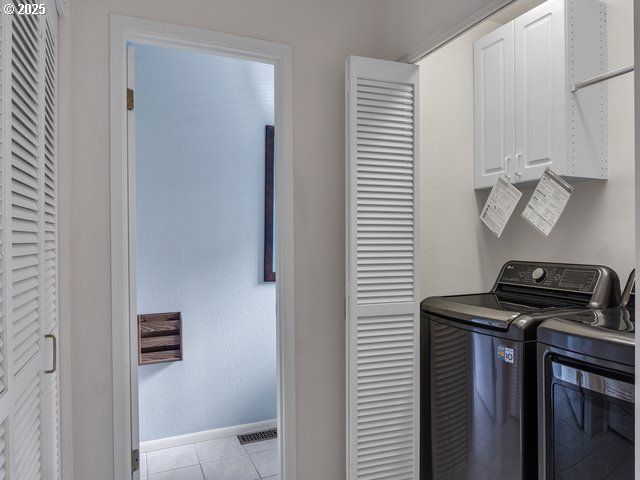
{"left": 8, "top": 2, "right": 45, "bottom": 478}
{"left": 346, "top": 56, "right": 419, "bottom": 480}
{"left": 0, "top": 12, "right": 9, "bottom": 480}
{"left": 356, "top": 77, "right": 415, "bottom": 306}
{"left": 43, "top": 18, "right": 56, "bottom": 336}
{"left": 42, "top": 7, "right": 59, "bottom": 479}
{"left": 0, "top": 9, "right": 8, "bottom": 401}
{"left": 10, "top": 0, "right": 41, "bottom": 379}
{"left": 2, "top": 1, "right": 58, "bottom": 479}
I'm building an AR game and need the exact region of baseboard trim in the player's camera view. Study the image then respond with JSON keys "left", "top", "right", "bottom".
{"left": 140, "top": 419, "right": 277, "bottom": 453}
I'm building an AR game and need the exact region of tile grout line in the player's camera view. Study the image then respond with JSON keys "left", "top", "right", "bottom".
{"left": 246, "top": 448, "right": 263, "bottom": 480}
{"left": 195, "top": 440, "right": 204, "bottom": 480}
{"left": 147, "top": 443, "right": 200, "bottom": 478}
{"left": 147, "top": 462, "right": 201, "bottom": 476}
{"left": 193, "top": 441, "right": 203, "bottom": 465}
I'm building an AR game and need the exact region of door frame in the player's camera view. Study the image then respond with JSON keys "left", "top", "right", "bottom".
{"left": 109, "top": 15, "right": 296, "bottom": 479}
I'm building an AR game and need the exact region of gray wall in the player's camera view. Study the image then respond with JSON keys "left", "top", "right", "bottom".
{"left": 134, "top": 45, "right": 276, "bottom": 442}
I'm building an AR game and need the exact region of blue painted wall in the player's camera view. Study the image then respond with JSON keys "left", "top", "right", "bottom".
{"left": 134, "top": 44, "right": 276, "bottom": 442}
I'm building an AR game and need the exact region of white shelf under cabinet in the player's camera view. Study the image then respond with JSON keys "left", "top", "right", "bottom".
{"left": 474, "top": 0, "right": 607, "bottom": 190}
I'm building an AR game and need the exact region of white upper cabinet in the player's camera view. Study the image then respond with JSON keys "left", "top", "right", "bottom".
{"left": 474, "top": 22, "right": 515, "bottom": 187}
{"left": 514, "top": 0, "right": 566, "bottom": 184}
{"left": 474, "top": 0, "right": 607, "bottom": 190}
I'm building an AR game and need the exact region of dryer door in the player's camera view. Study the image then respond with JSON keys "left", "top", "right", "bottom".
{"left": 546, "top": 360, "right": 634, "bottom": 479}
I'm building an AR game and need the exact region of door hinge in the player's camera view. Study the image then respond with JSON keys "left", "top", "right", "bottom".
{"left": 127, "top": 88, "right": 134, "bottom": 111}
{"left": 131, "top": 448, "right": 140, "bottom": 473}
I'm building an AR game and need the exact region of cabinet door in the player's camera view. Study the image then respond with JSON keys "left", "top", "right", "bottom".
{"left": 514, "top": 0, "right": 566, "bottom": 183}
{"left": 474, "top": 22, "right": 515, "bottom": 190}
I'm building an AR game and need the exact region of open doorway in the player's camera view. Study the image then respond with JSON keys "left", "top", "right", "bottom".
{"left": 109, "top": 16, "right": 295, "bottom": 480}
{"left": 132, "top": 44, "right": 279, "bottom": 480}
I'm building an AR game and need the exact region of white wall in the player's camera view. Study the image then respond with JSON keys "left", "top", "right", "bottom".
{"left": 419, "top": 20, "right": 511, "bottom": 297}
{"left": 380, "top": 0, "right": 513, "bottom": 61}
{"left": 69, "top": 1, "right": 384, "bottom": 479}
{"left": 65, "top": 0, "right": 567, "bottom": 478}
{"left": 507, "top": 0, "right": 635, "bottom": 283}
{"left": 134, "top": 45, "right": 276, "bottom": 442}
{"left": 418, "top": 0, "right": 635, "bottom": 300}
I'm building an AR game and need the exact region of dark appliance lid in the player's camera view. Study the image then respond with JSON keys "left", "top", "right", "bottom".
{"left": 421, "top": 261, "right": 621, "bottom": 332}
{"left": 537, "top": 308, "right": 635, "bottom": 367}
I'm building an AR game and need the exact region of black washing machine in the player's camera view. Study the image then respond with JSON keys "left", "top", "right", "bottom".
{"left": 421, "top": 261, "right": 621, "bottom": 480}
{"left": 537, "top": 270, "right": 635, "bottom": 479}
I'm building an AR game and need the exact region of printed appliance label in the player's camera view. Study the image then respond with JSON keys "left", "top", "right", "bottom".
{"left": 521, "top": 168, "right": 573, "bottom": 237}
{"left": 497, "top": 345, "right": 515, "bottom": 364}
{"left": 480, "top": 177, "right": 522, "bottom": 238}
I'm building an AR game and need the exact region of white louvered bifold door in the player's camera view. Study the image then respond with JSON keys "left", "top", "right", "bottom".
{"left": 0, "top": 1, "right": 60, "bottom": 479}
{"left": 41, "top": 4, "right": 60, "bottom": 479}
{"left": 346, "top": 56, "right": 420, "bottom": 480}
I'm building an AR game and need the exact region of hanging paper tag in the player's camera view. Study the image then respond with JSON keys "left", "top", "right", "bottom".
{"left": 521, "top": 168, "right": 573, "bottom": 237}
{"left": 480, "top": 177, "right": 522, "bottom": 238}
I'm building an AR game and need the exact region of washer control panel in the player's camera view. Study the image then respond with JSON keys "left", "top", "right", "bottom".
{"left": 499, "top": 262, "right": 600, "bottom": 293}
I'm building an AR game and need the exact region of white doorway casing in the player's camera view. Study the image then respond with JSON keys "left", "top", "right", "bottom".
{"left": 109, "top": 15, "right": 295, "bottom": 480}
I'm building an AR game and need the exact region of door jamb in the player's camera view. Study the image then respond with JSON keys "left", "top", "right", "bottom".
{"left": 109, "top": 15, "right": 295, "bottom": 479}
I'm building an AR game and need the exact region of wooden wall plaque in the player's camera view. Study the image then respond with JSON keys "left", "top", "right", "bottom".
{"left": 138, "top": 312, "right": 183, "bottom": 365}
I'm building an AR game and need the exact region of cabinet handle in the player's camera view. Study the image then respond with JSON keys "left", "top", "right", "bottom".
{"left": 515, "top": 153, "right": 523, "bottom": 176}
{"left": 503, "top": 156, "right": 512, "bottom": 179}
{"left": 45, "top": 334, "right": 57, "bottom": 374}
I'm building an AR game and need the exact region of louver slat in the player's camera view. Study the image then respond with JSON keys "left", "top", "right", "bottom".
{"left": 347, "top": 57, "right": 419, "bottom": 480}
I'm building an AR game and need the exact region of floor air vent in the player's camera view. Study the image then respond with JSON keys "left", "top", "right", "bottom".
{"left": 237, "top": 428, "right": 277, "bottom": 445}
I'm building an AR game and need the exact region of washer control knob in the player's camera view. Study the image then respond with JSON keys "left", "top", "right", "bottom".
{"left": 532, "top": 267, "right": 547, "bottom": 283}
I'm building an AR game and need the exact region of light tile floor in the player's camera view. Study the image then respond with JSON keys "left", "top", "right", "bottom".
{"left": 141, "top": 435, "right": 279, "bottom": 480}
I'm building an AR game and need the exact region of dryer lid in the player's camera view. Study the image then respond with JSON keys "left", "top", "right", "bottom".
{"left": 538, "top": 309, "right": 635, "bottom": 367}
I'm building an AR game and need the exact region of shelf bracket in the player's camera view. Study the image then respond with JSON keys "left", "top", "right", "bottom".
{"left": 571, "top": 64, "right": 634, "bottom": 93}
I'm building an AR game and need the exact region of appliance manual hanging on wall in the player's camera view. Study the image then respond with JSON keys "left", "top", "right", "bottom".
{"left": 480, "top": 176, "right": 522, "bottom": 238}
{"left": 521, "top": 168, "right": 573, "bottom": 237}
